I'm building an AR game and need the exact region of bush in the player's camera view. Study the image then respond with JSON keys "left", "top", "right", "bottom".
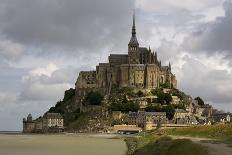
{"left": 85, "top": 91, "right": 104, "bottom": 105}
{"left": 171, "top": 89, "right": 184, "bottom": 100}
{"left": 151, "top": 88, "right": 172, "bottom": 105}
{"left": 110, "top": 95, "right": 140, "bottom": 112}
{"left": 167, "top": 139, "right": 209, "bottom": 155}
{"left": 136, "top": 90, "right": 144, "bottom": 97}
{"left": 195, "top": 97, "right": 204, "bottom": 106}
{"left": 145, "top": 105, "right": 175, "bottom": 120}
{"left": 151, "top": 88, "right": 163, "bottom": 96}
{"left": 160, "top": 82, "right": 170, "bottom": 88}
{"left": 63, "top": 88, "right": 75, "bottom": 102}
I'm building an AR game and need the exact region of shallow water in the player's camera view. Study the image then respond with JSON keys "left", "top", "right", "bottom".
{"left": 0, "top": 134, "right": 127, "bottom": 155}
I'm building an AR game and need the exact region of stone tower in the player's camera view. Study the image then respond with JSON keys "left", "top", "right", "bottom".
{"left": 128, "top": 11, "right": 140, "bottom": 64}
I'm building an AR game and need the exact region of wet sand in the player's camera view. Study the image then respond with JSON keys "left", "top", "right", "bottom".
{"left": 0, "top": 134, "right": 127, "bottom": 155}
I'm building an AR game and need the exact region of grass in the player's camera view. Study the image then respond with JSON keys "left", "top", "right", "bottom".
{"left": 68, "top": 112, "right": 89, "bottom": 130}
{"left": 125, "top": 132, "right": 208, "bottom": 155}
{"left": 162, "top": 123, "right": 232, "bottom": 142}
{"left": 167, "top": 139, "right": 208, "bottom": 155}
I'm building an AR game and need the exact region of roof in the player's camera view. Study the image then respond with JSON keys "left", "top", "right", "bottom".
{"left": 139, "top": 47, "right": 148, "bottom": 53}
{"left": 161, "top": 66, "right": 169, "bottom": 71}
{"left": 43, "top": 113, "right": 63, "bottom": 119}
{"left": 129, "top": 111, "right": 166, "bottom": 116}
{"left": 141, "top": 96, "right": 158, "bottom": 99}
{"left": 109, "top": 54, "right": 128, "bottom": 57}
{"left": 146, "top": 112, "right": 166, "bottom": 116}
{"left": 129, "top": 36, "right": 139, "bottom": 46}
{"left": 175, "top": 109, "right": 187, "bottom": 113}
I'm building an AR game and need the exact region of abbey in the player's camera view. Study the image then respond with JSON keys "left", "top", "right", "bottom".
{"left": 75, "top": 14, "right": 177, "bottom": 97}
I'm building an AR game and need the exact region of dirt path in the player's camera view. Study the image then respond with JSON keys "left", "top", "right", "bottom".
{"left": 170, "top": 136, "right": 232, "bottom": 155}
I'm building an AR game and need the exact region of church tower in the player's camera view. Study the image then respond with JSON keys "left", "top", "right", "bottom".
{"left": 128, "top": 11, "right": 140, "bottom": 64}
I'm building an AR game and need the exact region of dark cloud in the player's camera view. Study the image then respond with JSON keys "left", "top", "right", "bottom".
{"left": 184, "top": 0, "right": 232, "bottom": 59}
{"left": 0, "top": 0, "right": 135, "bottom": 54}
{"left": 179, "top": 56, "right": 232, "bottom": 111}
{"left": 0, "top": 0, "right": 232, "bottom": 131}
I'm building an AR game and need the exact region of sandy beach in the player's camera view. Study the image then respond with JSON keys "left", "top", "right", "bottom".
{"left": 0, "top": 133, "right": 127, "bottom": 155}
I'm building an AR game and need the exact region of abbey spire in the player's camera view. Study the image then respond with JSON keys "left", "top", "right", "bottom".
{"left": 128, "top": 10, "right": 139, "bottom": 47}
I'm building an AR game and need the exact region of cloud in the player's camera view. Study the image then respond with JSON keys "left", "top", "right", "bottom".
{"left": 0, "top": 39, "right": 24, "bottom": 60}
{"left": 20, "top": 63, "right": 75, "bottom": 101}
{"left": 177, "top": 54, "right": 232, "bottom": 111}
{"left": 0, "top": 0, "right": 232, "bottom": 131}
{"left": 135, "top": 0, "right": 223, "bottom": 12}
{"left": 29, "top": 63, "right": 58, "bottom": 77}
{"left": 0, "top": 0, "right": 135, "bottom": 55}
{"left": 184, "top": 0, "right": 232, "bottom": 59}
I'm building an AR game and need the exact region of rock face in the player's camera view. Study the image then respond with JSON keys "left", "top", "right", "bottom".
{"left": 67, "top": 106, "right": 112, "bottom": 133}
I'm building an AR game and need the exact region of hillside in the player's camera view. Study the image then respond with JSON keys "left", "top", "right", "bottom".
{"left": 46, "top": 85, "right": 199, "bottom": 132}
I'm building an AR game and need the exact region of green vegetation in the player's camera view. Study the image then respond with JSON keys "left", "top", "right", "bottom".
{"left": 125, "top": 132, "right": 208, "bottom": 155}
{"left": 49, "top": 88, "right": 76, "bottom": 114}
{"left": 68, "top": 107, "right": 112, "bottom": 131}
{"left": 171, "top": 89, "right": 185, "bottom": 100}
{"left": 110, "top": 96, "right": 140, "bottom": 112}
{"left": 136, "top": 90, "right": 144, "bottom": 97}
{"left": 160, "top": 82, "right": 170, "bottom": 89}
{"left": 85, "top": 91, "right": 104, "bottom": 105}
{"left": 166, "top": 139, "right": 208, "bottom": 155}
{"left": 162, "top": 123, "right": 232, "bottom": 141}
{"left": 109, "top": 87, "right": 140, "bottom": 112}
{"left": 118, "top": 86, "right": 136, "bottom": 97}
{"left": 48, "top": 89, "right": 81, "bottom": 127}
{"left": 195, "top": 97, "right": 204, "bottom": 106}
{"left": 63, "top": 88, "right": 75, "bottom": 102}
{"left": 68, "top": 112, "right": 90, "bottom": 130}
{"left": 145, "top": 105, "right": 175, "bottom": 120}
{"left": 151, "top": 88, "right": 172, "bottom": 105}
{"left": 150, "top": 88, "right": 163, "bottom": 96}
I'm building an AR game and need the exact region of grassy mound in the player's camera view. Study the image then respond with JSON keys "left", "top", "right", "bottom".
{"left": 163, "top": 123, "right": 232, "bottom": 140}
{"left": 125, "top": 133, "right": 208, "bottom": 155}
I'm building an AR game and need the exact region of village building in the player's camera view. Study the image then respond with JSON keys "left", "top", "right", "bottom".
{"left": 42, "top": 113, "right": 64, "bottom": 132}
{"left": 212, "top": 113, "right": 231, "bottom": 123}
{"left": 174, "top": 109, "right": 189, "bottom": 124}
{"left": 128, "top": 111, "right": 167, "bottom": 127}
{"left": 23, "top": 114, "right": 35, "bottom": 133}
{"left": 171, "top": 96, "right": 181, "bottom": 105}
{"left": 23, "top": 113, "right": 64, "bottom": 133}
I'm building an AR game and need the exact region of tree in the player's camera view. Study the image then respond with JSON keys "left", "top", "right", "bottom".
{"left": 63, "top": 88, "right": 75, "bottom": 102}
{"left": 145, "top": 105, "right": 175, "bottom": 120}
{"left": 195, "top": 97, "right": 204, "bottom": 106}
{"left": 109, "top": 95, "right": 139, "bottom": 112}
{"left": 162, "top": 105, "right": 175, "bottom": 120}
{"left": 151, "top": 88, "right": 172, "bottom": 105}
{"left": 151, "top": 88, "right": 163, "bottom": 96}
{"left": 171, "top": 89, "right": 184, "bottom": 100}
{"left": 136, "top": 90, "right": 144, "bottom": 97}
{"left": 86, "top": 91, "right": 104, "bottom": 105}
{"left": 160, "top": 82, "right": 170, "bottom": 88}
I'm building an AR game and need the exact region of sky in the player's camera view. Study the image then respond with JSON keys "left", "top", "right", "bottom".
{"left": 0, "top": 0, "right": 232, "bottom": 130}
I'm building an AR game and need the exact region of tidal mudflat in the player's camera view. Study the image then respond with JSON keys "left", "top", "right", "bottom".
{"left": 0, "top": 134, "right": 127, "bottom": 155}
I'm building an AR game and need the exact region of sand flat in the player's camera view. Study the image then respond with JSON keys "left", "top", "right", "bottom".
{"left": 0, "top": 134, "right": 127, "bottom": 155}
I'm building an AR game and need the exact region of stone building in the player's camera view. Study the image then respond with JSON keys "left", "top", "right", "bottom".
{"left": 23, "top": 113, "right": 64, "bottom": 133}
{"left": 128, "top": 111, "right": 167, "bottom": 127}
{"left": 212, "top": 113, "right": 231, "bottom": 123}
{"left": 23, "top": 114, "right": 35, "bottom": 133}
{"left": 75, "top": 13, "right": 177, "bottom": 98}
{"left": 174, "top": 109, "right": 198, "bottom": 125}
{"left": 42, "top": 113, "right": 64, "bottom": 132}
